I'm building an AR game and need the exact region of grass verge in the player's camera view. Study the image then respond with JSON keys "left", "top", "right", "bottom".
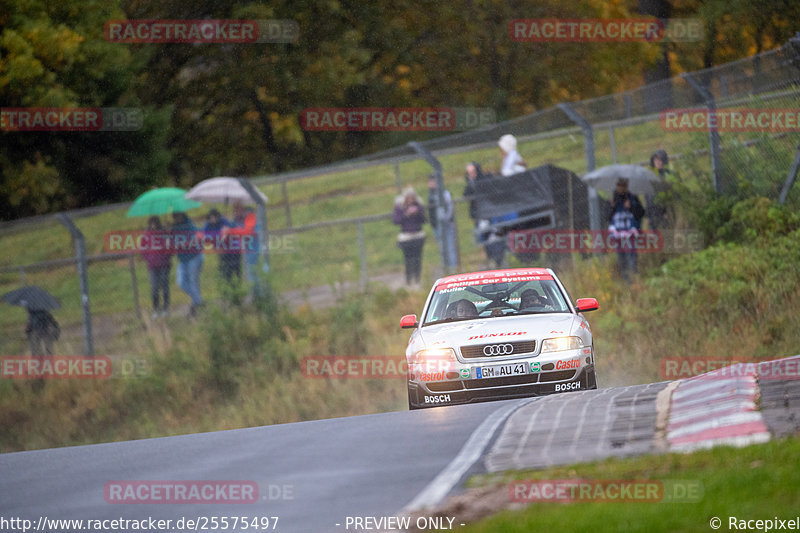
{"left": 442, "top": 437, "right": 800, "bottom": 533}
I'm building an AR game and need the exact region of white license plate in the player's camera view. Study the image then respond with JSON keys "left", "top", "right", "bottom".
{"left": 476, "top": 363, "right": 528, "bottom": 379}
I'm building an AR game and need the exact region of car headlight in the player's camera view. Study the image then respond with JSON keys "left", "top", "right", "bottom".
{"left": 409, "top": 347, "right": 457, "bottom": 370}
{"left": 540, "top": 336, "right": 584, "bottom": 352}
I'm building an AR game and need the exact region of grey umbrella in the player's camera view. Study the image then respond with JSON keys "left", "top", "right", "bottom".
{"left": 582, "top": 164, "right": 666, "bottom": 195}
{"left": 2, "top": 286, "right": 61, "bottom": 311}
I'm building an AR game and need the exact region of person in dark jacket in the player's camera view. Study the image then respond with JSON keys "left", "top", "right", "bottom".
{"left": 203, "top": 208, "right": 238, "bottom": 282}
{"left": 647, "top": 149, "right": 670, "bottom": 229}
{"left": 142, "top": 216, "right": 172, "bottom": 318}
{"left": 608, "top": 178, "right": 645, "bottom": 282}
{"left": 26, "top": 309, "right": 59, "bottom": 356}
{"left": 172, "top": 212, "right": 204, "bottom": 316}
{"left": 463, "top": 162, "right": 486, "bottom": 224}
{"left": 393, "top": 187, "right": 426, "bottom": 286}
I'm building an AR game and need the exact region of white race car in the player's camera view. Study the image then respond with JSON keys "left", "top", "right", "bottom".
{"left": 401, "top": 267, "right": 599, "bottom": 409}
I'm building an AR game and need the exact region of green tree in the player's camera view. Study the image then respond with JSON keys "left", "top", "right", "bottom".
{"left": 0, "top": 0, "right": 171, "bottom": 219}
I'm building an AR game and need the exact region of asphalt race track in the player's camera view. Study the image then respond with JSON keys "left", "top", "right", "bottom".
{"left": 2, "top": 357, "right": 798, "bottom": 533}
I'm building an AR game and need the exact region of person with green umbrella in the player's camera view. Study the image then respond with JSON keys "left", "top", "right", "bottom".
{"left": 171, "top": 212, "right": 204, "bottom": 316}
{"left": 127, "top": 187, "right": 202, "bottom": 218}
{"left": 127, "top": 188, "right": 203, "bottom": 316}
{"left": 142, "top": 216, "right": 172, "bottom": 318}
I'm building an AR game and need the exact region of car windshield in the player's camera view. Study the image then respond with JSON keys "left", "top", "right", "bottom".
{"left": 422, "top": 279, "right": 570, "bottom": 326}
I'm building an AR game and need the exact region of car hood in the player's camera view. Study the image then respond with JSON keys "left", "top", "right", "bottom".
{"left": 414, "top": 313, "right": 579, "bottom": 349}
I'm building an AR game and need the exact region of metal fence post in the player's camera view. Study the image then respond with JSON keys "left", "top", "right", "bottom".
{"left": 357, "top": 220, "right": 367, "bottom": 291}
{"left": 281, "top": 179, "right": 292, "bottom": 228}
{"left": 778, "top": 143, "right": 800, "bottom": 204}
{"left": 682, "top": 72, "right": 726, "bottom": 195}
{"left": 237, "top": 178, "right": 270, "bottom": 272}
{"left": 395, "top": 163, "right": 402, "bottom": 194}
{"left": 407, "top": 141, "right": 455, "bottom": 273}
{"left": 56, "top": 214, "right": 93, "bottom": 356}
{"left": 608, "top": 125, "right": 618, "bottom": 164}
{"left": 557, "top": 103, "right": 601, "bottom": 231}
{"left": 128, "top": 255, "right": 142, "bottom": 320}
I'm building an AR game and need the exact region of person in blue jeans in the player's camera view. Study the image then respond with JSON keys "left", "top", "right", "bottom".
{"left": 172, "top": 211, "right": 204, "bottom": 316}
{"left": 608, "top": 178, "right": 645, "bottom": 283}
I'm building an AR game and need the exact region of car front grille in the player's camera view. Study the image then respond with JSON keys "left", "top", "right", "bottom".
{"left": 460, "top": 340, "right": 537, "bottom": 359}
{"left": 421, "top": 368, "right": 579, "bottom": 393}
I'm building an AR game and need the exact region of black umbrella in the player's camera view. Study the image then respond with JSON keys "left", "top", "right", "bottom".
{"left": 582, "top": 164, "right": 666, "bottom": 195}
{"left": 1, "top": 286, "right": 61, "bottom": 311}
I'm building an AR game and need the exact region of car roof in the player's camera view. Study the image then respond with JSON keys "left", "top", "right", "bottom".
{"left": 434, "top": 268, "right": 555, "bottom": 292}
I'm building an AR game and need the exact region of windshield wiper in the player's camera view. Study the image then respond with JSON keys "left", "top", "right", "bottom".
{"left": 423, "top": 316, "right": 475, "bottom": 326}
{"left": 505, "top": 310, "right": 555, "bottom": 316}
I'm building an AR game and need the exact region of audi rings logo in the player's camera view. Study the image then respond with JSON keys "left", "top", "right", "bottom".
{"left": 483, "top": 344, "right": 514, "bottom": 356}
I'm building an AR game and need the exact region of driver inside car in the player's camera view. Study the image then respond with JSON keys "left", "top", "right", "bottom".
{"left": 447, "top": 299, "right": 478, "bottom": 319}
{"left": 519, "top": 289, "right": 547, "bottom": 310}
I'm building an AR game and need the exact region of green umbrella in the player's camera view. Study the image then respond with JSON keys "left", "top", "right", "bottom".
{"left": 127, "top": 188, "right": 202, "bottom": 217}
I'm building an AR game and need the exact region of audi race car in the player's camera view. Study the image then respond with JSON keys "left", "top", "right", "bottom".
{"left": 400, "top": 267, "right": 599, "bottom": 409}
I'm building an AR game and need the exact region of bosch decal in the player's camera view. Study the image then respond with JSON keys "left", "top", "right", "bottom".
{"left": 424, "top": 395, "right": 451, "bottom": 404}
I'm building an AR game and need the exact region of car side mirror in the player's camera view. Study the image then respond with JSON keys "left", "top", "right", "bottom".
{"left": 400, "top": 314, "right": 419, "bottom": 329}
{"left": 575, "top": 298, "right": 599, "bottom": 313}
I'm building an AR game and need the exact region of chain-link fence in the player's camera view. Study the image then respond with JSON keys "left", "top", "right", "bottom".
{"left": 2, "top": 36, "right": 800, "bottom": 358}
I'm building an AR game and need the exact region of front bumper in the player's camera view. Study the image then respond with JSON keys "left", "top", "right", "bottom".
{"left": 409, "top": 362, "right": 597, "bottom": 408}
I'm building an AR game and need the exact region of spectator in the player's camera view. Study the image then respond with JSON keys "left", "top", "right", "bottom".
{"left": 608, "top": 178, "right": 645, "bottom": 283}
{"left": 227, "top": 201, "right": 248, "bottom": 279}
{"left": 25, "top": 309, "right": 59, "bottom": 356}
{"left": 225, "top": 207, "right": 264, "bottom": 297}
{"left": 393, "top": 186, "right": 427, "bottom": 287}
{"left": 650, "top": 149, "right": 669, "bottom": 178}
{"left": 463, "top": 161, "right": 486, "bottom": 224}
{"left": 647, "top": 149, "right": 670, "bottom": 229}
{"left": 498, "top": 134, "right": 527, "bottom": 176}
{"left": 427, "top": 175, "right": 457, "bottom": 269}
{"left": 172, "top": 212, "right": 204, "bottom": 316}
{"left": 142, "top": 216, "right": 172, "bottom": 318}
{"left": 203, "top": 208, "right": 238, "bottom": 282}
{"left": 477, "top": 220, "right": 507, "bottom": 268}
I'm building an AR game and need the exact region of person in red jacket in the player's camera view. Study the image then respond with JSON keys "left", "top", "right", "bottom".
{"left": 224, "top": 208, "right": 262, "bottom": 295}
{"left": 142, "top": 216, "right": 172, "bottom": 318}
